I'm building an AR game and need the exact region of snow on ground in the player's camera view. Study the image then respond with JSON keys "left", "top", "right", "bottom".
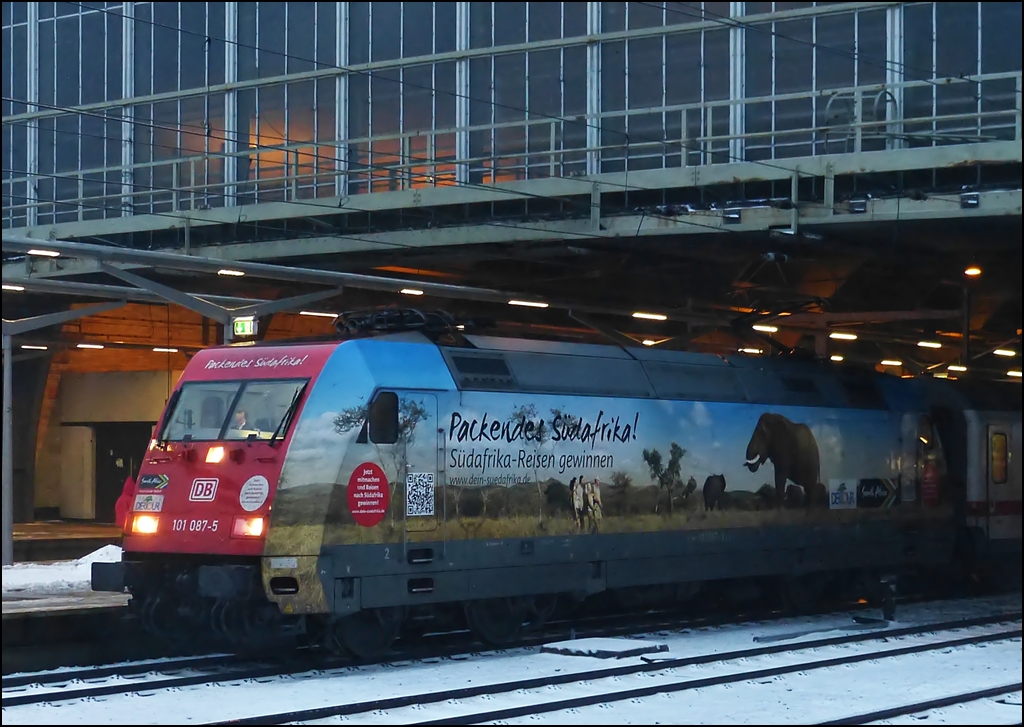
{"left": 1, "top": 545, "right": 122, "bottom": 596}
{"left": 2, "top": 552, "right": 1020, "bottom": 725}
{"left": 1, "top": 587, "right": 1020, "bottom": 726}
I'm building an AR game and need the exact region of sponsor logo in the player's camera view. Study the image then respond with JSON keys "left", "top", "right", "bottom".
{"left": 828, "top": 480, "right": 857, "bottom": 509}
{"left": 138, "top": 473, "right": 169, "bottom": 491}
{"left": 133, "top": 494, "right": 164, "bottom": 512}
{"left": 857, "top": 478, "right": 898, "bottom": 508}
{"left": 189, "top": 478, "right": 219, "bottom": 502}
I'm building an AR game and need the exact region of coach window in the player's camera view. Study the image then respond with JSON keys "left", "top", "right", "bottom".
{"left": 369, "top": 391, "right": 399, "bottom": 444}
{"left": 991, "top": 432, "right": 1008, "bottom": 484}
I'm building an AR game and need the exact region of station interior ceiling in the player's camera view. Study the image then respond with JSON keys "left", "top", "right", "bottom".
{"left": 2, "top": 210, "right": 1021, "bottom": 381}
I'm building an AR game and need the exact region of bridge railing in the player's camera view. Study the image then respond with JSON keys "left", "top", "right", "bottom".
{"left": 2, "top": 70, "right": 1020, "bottom": 229}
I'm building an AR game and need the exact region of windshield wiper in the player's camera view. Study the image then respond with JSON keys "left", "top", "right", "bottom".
{"left": 155, "top": 388, "right": 183, "bottom": 449}
{"left": 269, "top": 383, "right": 307, "bottom": 447}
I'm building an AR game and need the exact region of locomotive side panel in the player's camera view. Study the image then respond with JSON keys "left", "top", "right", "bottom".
{"left": 265, "top": 383, "right": 956, "bottom": 615}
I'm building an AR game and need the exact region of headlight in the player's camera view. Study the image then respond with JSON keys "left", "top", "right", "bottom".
{"left": 131, "top": 515, "right": 160, "bottom": 534}
{"left": 205, "top": 445, "right": 226, "bottom": 463}
{"left": 232, "top": 517, "right": 264, "bottom": 537}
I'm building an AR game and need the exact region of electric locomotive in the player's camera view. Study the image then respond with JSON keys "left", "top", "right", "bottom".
{"left": 93, "top": 318, "right": 1022, "bottom": 656}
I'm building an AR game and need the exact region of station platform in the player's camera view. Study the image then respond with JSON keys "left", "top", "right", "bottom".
{"left": 13, "top": 521, "right": 123, "bottom": 562}
{"left": 2, "top": 590, "right": 130, "bottom": 618}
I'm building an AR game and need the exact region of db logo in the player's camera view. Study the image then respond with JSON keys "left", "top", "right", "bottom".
{"left": 189, "top": 478, "right": 219, "bottom": 502}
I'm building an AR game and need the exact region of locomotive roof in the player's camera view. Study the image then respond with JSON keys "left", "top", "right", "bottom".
{"left": 224, "top": 332, "right": 1021, "bottom": 413}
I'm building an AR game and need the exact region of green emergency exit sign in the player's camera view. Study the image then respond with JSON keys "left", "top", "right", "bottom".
{"left": 232, "top": 316, "right": 257, "bottom": 338}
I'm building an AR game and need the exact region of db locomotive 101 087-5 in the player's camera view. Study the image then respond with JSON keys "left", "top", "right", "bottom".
{"left": 93, "top": 322, "right": 1022, "bottom": 657}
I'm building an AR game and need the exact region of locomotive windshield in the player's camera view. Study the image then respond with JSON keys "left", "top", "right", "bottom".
{"left": 159, "top": 379, "right": 307, "bottom": 442}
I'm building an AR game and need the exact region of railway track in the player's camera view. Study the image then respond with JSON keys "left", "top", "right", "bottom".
{"left": 213, "top": 611, "right": 1022, "bottom": 725}
{"left": 4, "top": 596, "right": 1017, "bottom": 714}
{"left": 820, "top": 684, "right": 1023, "bottom": 725}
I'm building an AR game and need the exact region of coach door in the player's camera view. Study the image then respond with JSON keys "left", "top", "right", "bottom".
{"left": 986, "top": 423, "right": 1018, "bottom": 540}
{"left": 402, "top": 394, "right": 443, "bottom": 561}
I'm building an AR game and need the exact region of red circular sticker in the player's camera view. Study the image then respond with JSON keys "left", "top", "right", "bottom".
{"left": 347, "top": 462, "right": 390, "bottom": 527}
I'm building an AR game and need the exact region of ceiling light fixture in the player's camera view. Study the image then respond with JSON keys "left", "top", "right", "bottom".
{"left": 752, "top": 324, "right": 778, "bottom": 333}
{"left": 21, "top": 344, "right": 48, "bottom": 350}
{"left": 153, "top": 347, "right": 179, "bottom": 353}
{"left": 830, "top": 354, "right": 844, "bottom": 362}
{"left": 632, "top": 311, "right": 668, "bottom": 321}
{"left": 917, "top": 341, "right": 942, "bottom": 349}
{"left": 400, "top": 288, "right": 424, "bottom": 296}
{"left": 26, "top": 249, "right": 60, "bottom": 257}
{"left": 217, "top": 269, "right": 245, "bottom": 277}
{"left": 738, "top": 348, "right": 763, "bottom": 355}
{"left": 77, "top": 343, "right": 105, "bottom": 350}
{"left": 829, "top": 332, "right": 858, "bottom": 341}
{"left": 993, "top": 349, "right": 1016, "bottom": 357}
{"left": 963, "top": 265, "right": 982, "bottom": 277}
{"left": 298, "top": 310, "right": 337, "bottom": 318}
{"left": 880, "top": 359, "right": 903, "bottom": 367}
{"left": 508, "top": 299, "right": 549, "bottom": 308}
{"left": 2, "top": 283, "right": 25, "bottom": 291}
{"left": 947, "top": 364, "right": 967, "bottom": 372}
{"left": 1008, "top": 370, "right": 1022, "bottom": 378}
{"left": 642, "top": 339, "right": 657, "bottom": 346}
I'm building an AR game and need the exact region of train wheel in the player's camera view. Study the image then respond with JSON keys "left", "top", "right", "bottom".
{"left": 781, "top": 574, "right": 825, "bottom": 615}
{"left": 465, "top": 598, "right": 528, "bottom": 646}
{"left": 143, "top": 592, "right": 189, "bottom": 647}
{"left": 334, "top": 607, "right": 403, "bottom": 659}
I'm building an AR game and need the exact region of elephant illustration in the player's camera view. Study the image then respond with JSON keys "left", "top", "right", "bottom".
{"left": 744, "top": 413, "right": 820, "bottom": 507}
{"left": 703, "top": 474, "right": 727, "bottom": 511}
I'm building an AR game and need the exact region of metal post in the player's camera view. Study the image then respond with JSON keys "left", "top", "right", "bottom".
{"left": 962, "top": 286, "right": 971, "bottom": 364}
{"left": 2, "top": 334, "right": 13, "bottom": 565}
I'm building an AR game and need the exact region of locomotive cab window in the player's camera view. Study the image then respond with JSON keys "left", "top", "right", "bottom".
{"left": 368, "top": 391, "right": 399, "bottom": 444}
{"left": 159, "top": 379, "right": 307, "bottom": 442}
{"left": 223, "top": 380, "right": 307, "bottom": 441}
{"left": 991, "top": 432, "right": 1008, "bottom": 484}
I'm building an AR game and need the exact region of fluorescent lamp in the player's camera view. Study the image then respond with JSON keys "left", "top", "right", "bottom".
{"left": 77, "top": 343, "right": 105, "bottom": 350}
{"left": 217, "top": 269, "right": 245, "bottom": 277}
{"left": 830, "top": 355, "right": 844, "bottom": 362}
{"left": 2, "top": 283, "right": 25, "bottom": 291}
{"left": 508, "top": 299, "right": 549, "bottom": 308}
{"left": 299, "top": 311, "right": 337, "bottom": 318}
{"left": 1008, "top": 370, "right": 1022, "bottom": 378}
{"left": 739, "top": 348, "right": 763, "bottom": 355}
{"left": 963, "top": 266, "right": 982, "bottom": 277}
{"left": 947, "top": 365, "right": 967, "bottom": 372}
{"left": 829, "top": 332, "right": 858, "bottom": 341}
{"left": 642, "top": 340, "right": 656, "bottom": 346}
{"left": 21, "top": 344, "right": 48, "bottom": 350}
{"left": 400, "top": 288, "right": 424, "bottom": 296}
{"left": 752, "top": 324, "right": 778, "bottom": 333}
{"left": 632, "top": 311, "right": 667, "bottom": 321}
{"left": 993, "top": 349, "right": 1016, "bottom": 357}
{"left": 880, "top": 359, "right": 902, "bottom": 367}
{"left": 917, "top": 341, "right": 941, "bottom": 349}
{"left": 27, "top": 249, "right": 60, "bottom": 257}
{"left": 153, "top": 347, "right": 178, "bottom": 353}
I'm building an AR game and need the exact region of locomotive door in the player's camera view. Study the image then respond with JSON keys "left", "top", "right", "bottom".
{"left": 402, "top": 394, "right": 443, "bottom": 556}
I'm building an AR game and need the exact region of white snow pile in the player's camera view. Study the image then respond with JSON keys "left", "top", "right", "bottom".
{"left": 2, "top": 544, "right": 123, "bottom": 596}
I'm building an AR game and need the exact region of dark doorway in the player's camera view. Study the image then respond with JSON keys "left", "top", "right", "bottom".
{"left": 93, "top": 422, "right": 154, "bottom": 523}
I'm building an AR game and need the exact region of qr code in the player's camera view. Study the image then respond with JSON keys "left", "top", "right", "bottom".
{"left": 405, "top": 472, "right": 435, "bottom": 517}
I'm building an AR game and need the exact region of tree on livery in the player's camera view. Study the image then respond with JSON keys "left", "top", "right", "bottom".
{"left": 333, "top": 397, "right": 429, "bottom": 526}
